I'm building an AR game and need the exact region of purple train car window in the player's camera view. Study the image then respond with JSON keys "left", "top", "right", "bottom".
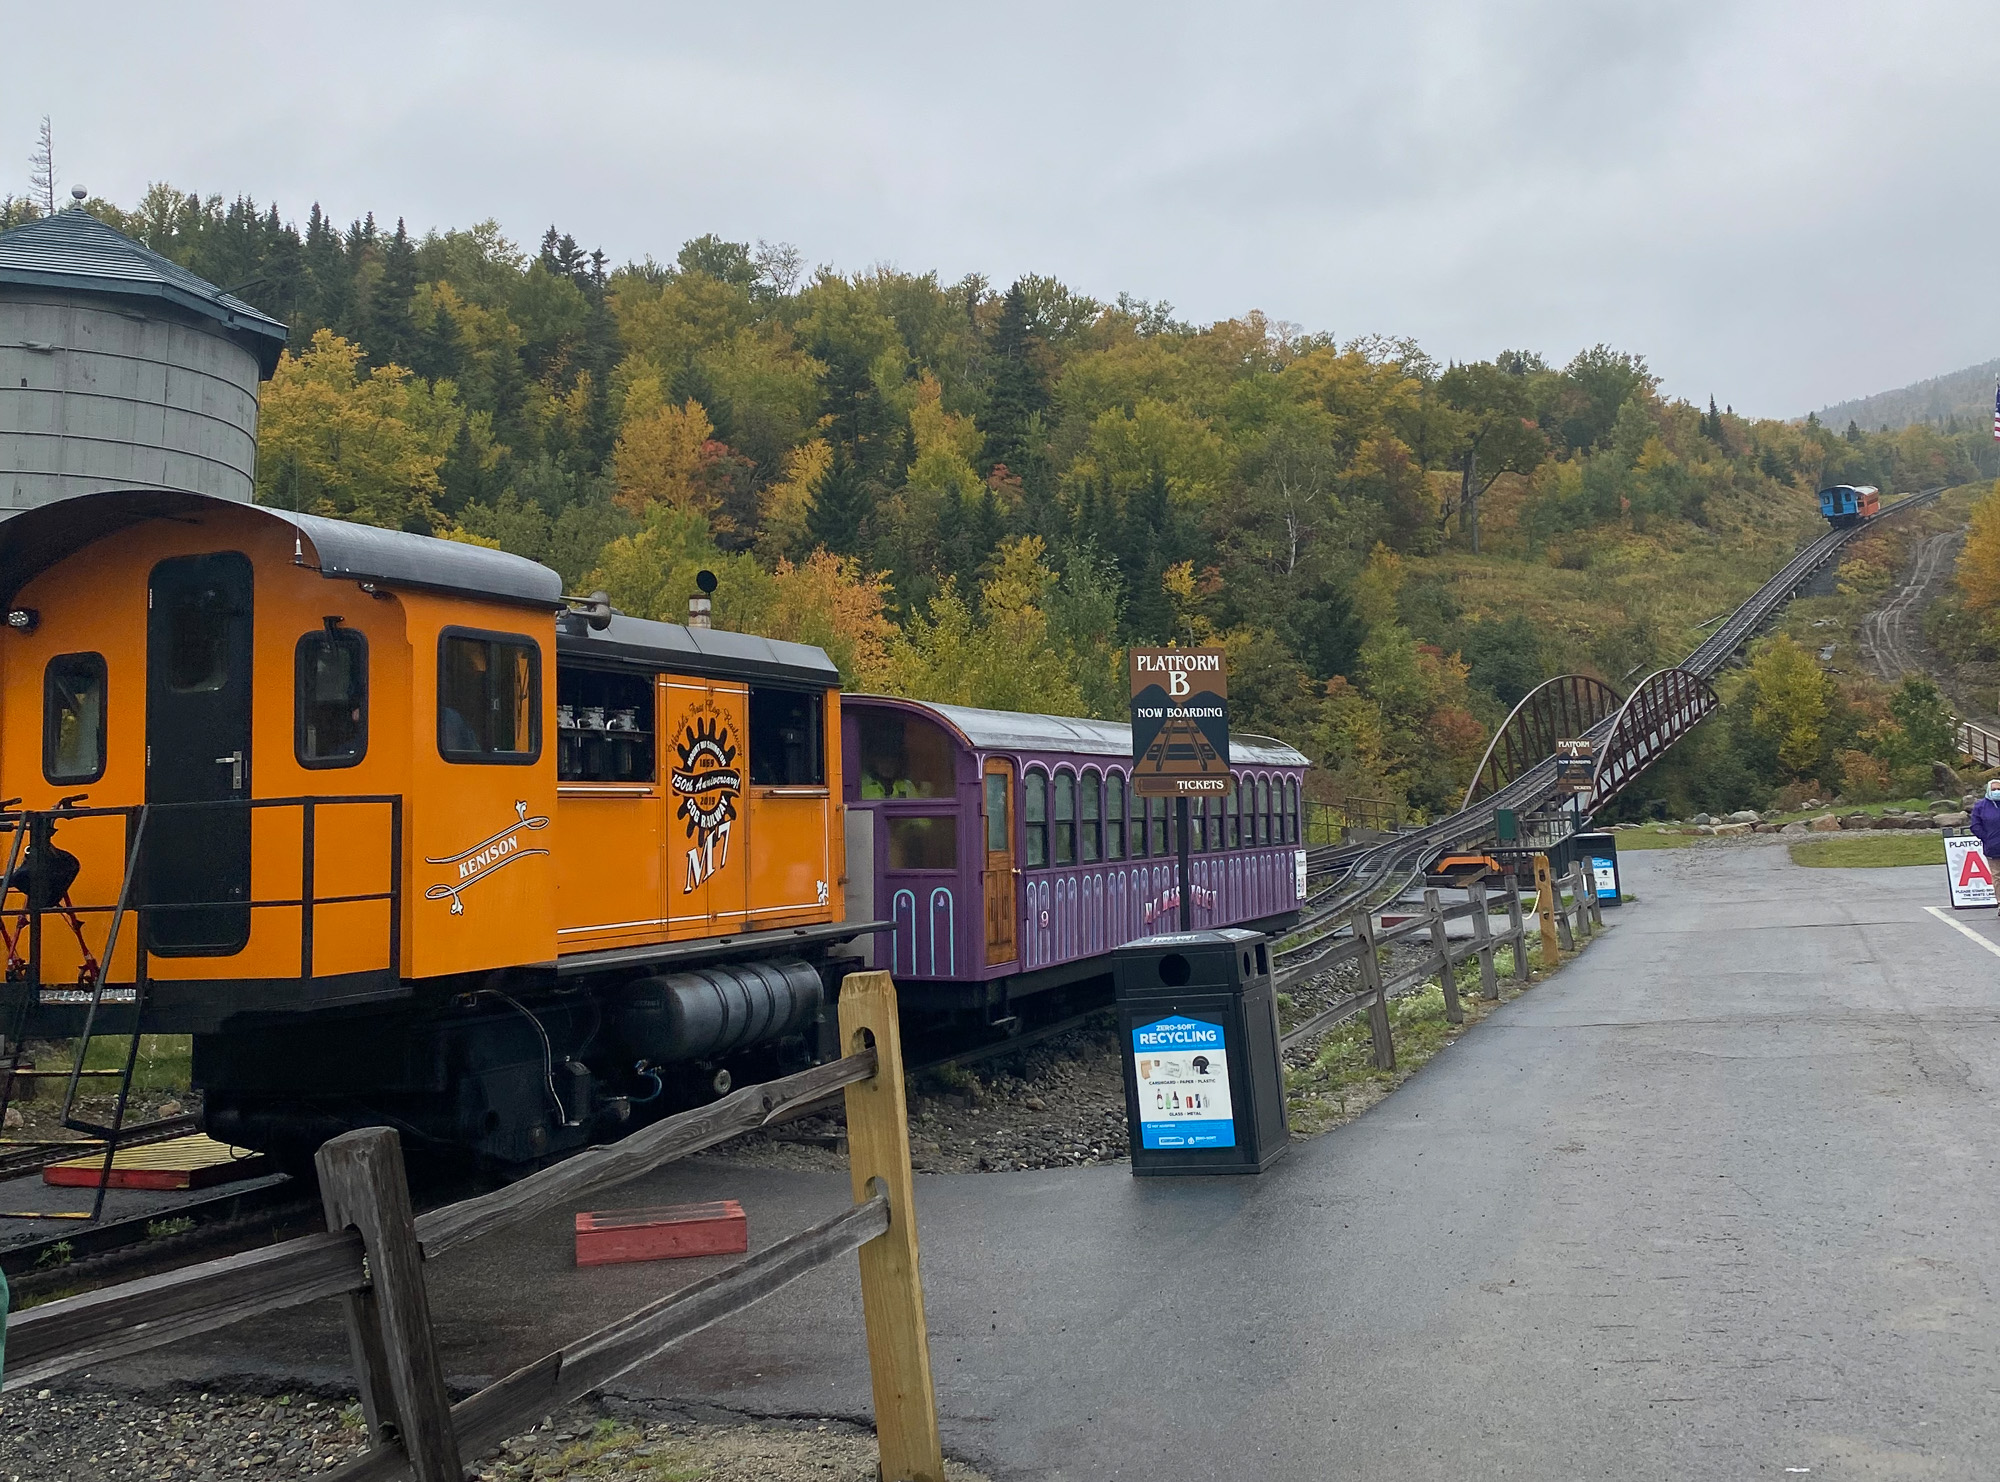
{"left": 1081, "top": 769, "right": 1101, "bottom": 862}
{"left": 1257, "top": 777, "right": 1272, "bottom": 845}
{"left": 984, "top": 773, "right": 1009, "bottom": 851}
{"left": 889, "top": 814, "right": 957, "bottom": 870}
{"left": 1191, "top": 796, "right": 1209, "bottom": 852}
{"left": 857, "top": 710, "right": 953, "bottom": 798}
{"left": 1024, "top": 767, "right": 1048, "bottom": 867}
{"left": 1129, "top": 779, "right": 1147, "bottom": 857}
{"left": 1105, "top": 772, "right": 1125, "bottom": 859}
{"left": 1287, "top": 778, "right": 1300, "bottom": 843}
{"left": 1053, "top": 769, "right": 1076, "bottom": 864}
{"left": 1228, "top": 780, "right": 1242, "bottom": 848}
{"left": 1148, "top": 795, "right": 1168, "bottom": 857}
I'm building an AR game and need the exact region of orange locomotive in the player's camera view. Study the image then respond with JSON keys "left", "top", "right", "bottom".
{"left": 0, "top": 490, "right": 860, "bottom": 1167}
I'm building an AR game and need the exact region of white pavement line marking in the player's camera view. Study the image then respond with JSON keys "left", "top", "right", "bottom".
{"left": 1923, "top": 905, "right": 2000, "bottom": 959}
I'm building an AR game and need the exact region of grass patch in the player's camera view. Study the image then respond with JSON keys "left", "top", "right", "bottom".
{"left": 77, "top": 1033, "right": 191, "bottom": 1093}
{"left": 1616, "top": 828, "right": 1699, "bottom": 851}
{"left": 1788, "top": 834, "right": 1946, "bottom": 868}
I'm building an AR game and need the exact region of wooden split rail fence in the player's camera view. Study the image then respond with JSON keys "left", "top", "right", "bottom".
{"left": 4, "top": 970, "right": 948, "bottom": 1482}
{"left": 1278, "top": 858, "right": 1603, "bottom": 1068}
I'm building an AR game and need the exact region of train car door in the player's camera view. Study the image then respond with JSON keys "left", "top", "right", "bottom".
{"left": 663, "top": 678, "right": 749, "bottom": 931}
{"left": 982, "top": 758, "right": 1017, "bottom": 965}
{"left": 145, "top": 552, "right": 254, "bottom": 954}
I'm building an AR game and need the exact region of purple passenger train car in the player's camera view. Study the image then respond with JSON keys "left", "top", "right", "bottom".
{"left": 841, "top": 697, "right": 1310, "bottom": 1019}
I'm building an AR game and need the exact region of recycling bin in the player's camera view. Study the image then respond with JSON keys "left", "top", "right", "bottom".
{"left": 1113, "top": 927, "right": 1289, "bottom": 1176}
{"left": 1572, "top": 830, "right": 1621, "bottom": 907}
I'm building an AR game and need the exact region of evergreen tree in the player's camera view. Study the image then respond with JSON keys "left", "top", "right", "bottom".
{"left": 368, "top": 217, "right": 418, "bottom": 368}
{"left": 978, "top": 281, "right": 1048, "bottom": 477}
{"left": 668, "top": 358, "right": 735, "bottom": 446}
{"left": 807, "top": 441, "right": 872, "bottom": 556}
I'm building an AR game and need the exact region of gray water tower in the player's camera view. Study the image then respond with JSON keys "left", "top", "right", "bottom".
{"left": 0, "top": 204, "right": 288, "bottom": 512}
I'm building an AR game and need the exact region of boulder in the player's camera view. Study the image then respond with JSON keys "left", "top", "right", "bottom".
{"left": 1839, "top": 814, "right": 1875, "bottom": 830}
{"left": 1726, "top": 810, "right": 1760, "bottom": 824}
{"left": 1807, "top": 814, "right": 1841, "bottom": 832}
{"left": 1935, "top": 760, "right": 1967, "bottom": 794}
{"left": 1694, "top": 824, "right": 1716, "bottom": 835}
{"left": 1692, "top": 812, "right": 1713, "bottom": 826}
{"left": 1934, "top": 811, "right": 1969, "bottom": 828}
{"left": 1713, "top": 821, "right": 1753, "bottom": 835}
{"left": 1803, "top": 798, "right": 1824, "bottom": 809}
{"left": 1752, "top": 821, "right": 1783, "bottom": 833}
{"left": 1781, "top": 821, "right": 1810, "bottom": 834}
{"left": 1761, "top": 809, "right": 1784, "bottom": 820}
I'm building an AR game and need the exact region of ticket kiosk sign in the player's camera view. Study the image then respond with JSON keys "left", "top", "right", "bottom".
{"left": 1945, "top": 832, "right": 1996, "bottom": 910}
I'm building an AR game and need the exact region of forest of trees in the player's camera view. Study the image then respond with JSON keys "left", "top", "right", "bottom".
{"left": 5, "top": 184, "right": 1996, "bottom": 820}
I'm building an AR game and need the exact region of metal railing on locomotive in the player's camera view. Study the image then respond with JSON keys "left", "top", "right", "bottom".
{"left": 5, "top": 971, "right": 947, "bottom": 1482}
{"left": 0, "top": 795, "right": 403, "bottom": 1222}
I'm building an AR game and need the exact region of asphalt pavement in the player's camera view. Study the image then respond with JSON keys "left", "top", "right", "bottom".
{"left": 96, "top": 839, "right": 2000, "bottom": 1479}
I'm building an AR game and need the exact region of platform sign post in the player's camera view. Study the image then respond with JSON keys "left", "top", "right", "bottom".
{"left": 1944, "top": 829, "right": 1995, "bottom": 910}
{"left": 1554, "top": 739, "right": 1595, "bottom": 795}
{"left": 1131, "top": 648, "right": 1230, "bottom": 932}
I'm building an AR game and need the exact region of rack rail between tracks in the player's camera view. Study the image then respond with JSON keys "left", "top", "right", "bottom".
{"left": 5, "top": 970, "right": 948, "bottom": 1482}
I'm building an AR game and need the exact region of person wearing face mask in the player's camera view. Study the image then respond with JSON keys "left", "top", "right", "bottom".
{"left": 1971, "top": 780, "right": 2000, "bottom": 884}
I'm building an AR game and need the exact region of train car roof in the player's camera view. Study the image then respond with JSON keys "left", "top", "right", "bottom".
{"left": 0, "top": 489, "right": 564, "bottom": 609}
{"left": 555, "top": 608, "right": 840, "bottom": 687}
{"left": 845, "top": 694, "right": 1310, "bottom": 768}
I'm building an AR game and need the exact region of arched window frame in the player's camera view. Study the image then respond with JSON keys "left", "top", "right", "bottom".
{"left": 1257, "top": 775, "right": 1272, "bottom": 846}
{"left": 1286, "top": 777, "right": 1300, "bottom": 844}
{"left": 1080, "top": 768, "right": 1102, "bottom": 863}
{"left": 1228, "top": 777, "right": 1243, "bottom": 848}
{"left": 1023, "top": 766, "right": 1049, "bottom": 869}
{"left": 1130, "top": 776, "right": 1148, "bottom": 857}
{"left": 1105, "top": 771, "right": 1126, "bottom": 859}
{"left": 1053, "top": 767, "right": 1077, "bottom": 865}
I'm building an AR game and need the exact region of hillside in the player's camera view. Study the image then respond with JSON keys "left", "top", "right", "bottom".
{"left": 1814, "top": 358, "right": 2000, "bottom": 434}
{"left": 6, "top": 187, "right": 1995, "bottom": 826}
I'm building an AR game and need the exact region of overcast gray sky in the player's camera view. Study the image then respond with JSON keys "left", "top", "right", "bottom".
{"left": 7, "top": 0, "right": 1993, "bottom": 416}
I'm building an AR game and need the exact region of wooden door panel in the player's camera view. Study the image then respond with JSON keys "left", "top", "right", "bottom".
{"left": 982, "top": 760, "right": 1016, "bottom": 966}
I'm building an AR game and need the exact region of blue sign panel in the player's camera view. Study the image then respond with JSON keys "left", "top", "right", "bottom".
{"left": 1132, "top": 1014, "right": 1235, "bottom": 1149}
{"left": 1590, "top": 855, "right": 1617, "bottom": 901}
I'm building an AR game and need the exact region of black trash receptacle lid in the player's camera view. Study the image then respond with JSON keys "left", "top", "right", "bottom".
{"left": 1113, "top": 927, "right": 1267, "bottom": 996}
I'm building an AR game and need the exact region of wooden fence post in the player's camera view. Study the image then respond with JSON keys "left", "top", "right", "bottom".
{"left": 1352, "top": 908, "right": 1394, "bottom": 1070}
{"left": 317, "top": 1128, "right": 460, "bottom": 1482}
{"left": 1423, "top": 888, "right": 1462, "bottom": 1025}
{"left": 1568, "top": 864, "right": 1592, "bottom": 940}
{"left": 1533, "top": 854, "right": 1563, "bottom": 963}
{"left": 1586, "top": 862, "right": 1604, "bottom": 928}
{"left": 1468, "top": 878, "right": 1499, "bottom": 1001}
{"left": 838, "top": 971, "right": 946, "bottom": 1482}
{"left": 1506, "top": 884, "right": 1529, "bottom": 984}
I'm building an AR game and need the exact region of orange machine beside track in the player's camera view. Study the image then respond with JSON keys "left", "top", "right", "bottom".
{"left": 0, "top": 489, "right": 860, "bottom": 1167}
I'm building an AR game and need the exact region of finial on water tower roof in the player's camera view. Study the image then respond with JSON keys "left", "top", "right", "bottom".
{"left": 69, "top": 186, "right": 86, "bottom": 205}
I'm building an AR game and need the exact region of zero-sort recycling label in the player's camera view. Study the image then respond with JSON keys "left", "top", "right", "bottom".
{"left": 1132, "top": 1014, "right": 1234, "bottom": 1149}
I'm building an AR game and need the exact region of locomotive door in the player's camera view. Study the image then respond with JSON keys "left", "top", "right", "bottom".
{"left": 145, "top": 552, "right": 254, "bottom": 955}
{"left": 982, "top": 758, "right": 1017, "bottom": 965}
{"left": 664, "top": 679, "right": 749, "bottom": 930}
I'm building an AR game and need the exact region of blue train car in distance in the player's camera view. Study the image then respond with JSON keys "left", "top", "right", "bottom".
{"left": 1818, "top": 484, "right": 1879, "bottom": 526}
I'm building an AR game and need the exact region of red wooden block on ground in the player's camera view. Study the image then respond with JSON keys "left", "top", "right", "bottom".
{"left": 575, "top": 1199, "right": 748, "bottom": 1266}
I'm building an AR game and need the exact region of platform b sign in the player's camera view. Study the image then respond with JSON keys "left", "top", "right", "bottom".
{"left": 1130, "top": 648, "right": 1230, "bottom": 796}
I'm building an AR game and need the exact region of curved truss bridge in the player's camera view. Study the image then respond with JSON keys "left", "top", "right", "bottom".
{"left": 1462, "top": 675, "right": 1622, "bottom": 811}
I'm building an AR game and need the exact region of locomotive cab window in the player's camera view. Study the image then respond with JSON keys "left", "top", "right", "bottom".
{"left": 44, "top": 652, "right": 106, "bottom": 784}
{"left": 439, "top": 631, "right": 540, "bottom": 763}
{"left": 556, "top": 666, "right": 654, "bottom": 783}
{"left": 750, "top": 687, "right": 824, "bottom": 787}
{"left": 295, "top": 629, "right": 367, "bottom": 768}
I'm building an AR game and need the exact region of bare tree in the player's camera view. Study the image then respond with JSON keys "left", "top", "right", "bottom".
{"left": 28, "top": 117, "right": 55, "bottom": 215}
{"left": 753, "top": 239, "right": 803, "bottom": 298}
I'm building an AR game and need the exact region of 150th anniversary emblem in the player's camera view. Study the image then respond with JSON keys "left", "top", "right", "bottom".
{"left": 674, "top": 707, "right": 742, "bottom": 892}
{"left": 425, "top": 800, "right": 552, "bottom": 914}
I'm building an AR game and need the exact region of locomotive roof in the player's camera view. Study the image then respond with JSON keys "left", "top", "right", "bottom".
{"left": 846, "top": 695, "right": 1309, "bottom": 768}
{"left": 0, "top": 489, "right": 564, "bottom": 609}
{"left": 555, "top": 608, "right": 840, "bottom": 688}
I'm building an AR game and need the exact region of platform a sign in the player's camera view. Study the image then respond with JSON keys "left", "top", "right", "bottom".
{"left": 1130, "top": 647, "right": 1230, "bottom": 797}
{"left": 1945, "top": 834, "right": 1996, "bottom": 910}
